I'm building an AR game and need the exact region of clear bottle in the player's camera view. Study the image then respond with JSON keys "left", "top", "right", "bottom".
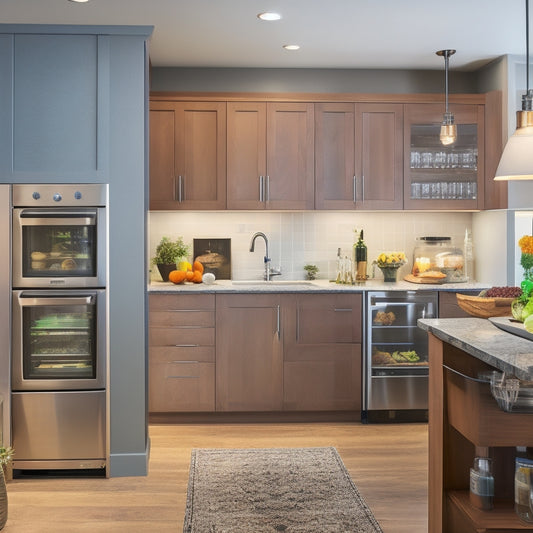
{"left": 336, "top": 248, "right": 342, "bottom": 284}
{"left": 464, "top": 228, "right": 474, "bottom": 281}
{"left": 515, "top": 447, "right": 533, "bottom": 522}
{"left": 469, "top": 456, "right": 494, "bottom": 511}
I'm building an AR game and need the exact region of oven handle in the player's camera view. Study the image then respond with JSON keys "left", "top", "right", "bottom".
{"left": 17, "top": 296, "right": 95, "bottom": 306}
{"left": 19, "top": 216, "right": 96, "bottom": 226}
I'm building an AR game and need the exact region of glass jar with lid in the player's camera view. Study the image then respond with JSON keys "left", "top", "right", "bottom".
{"left": 412, "top": 236, "right": 465, "bottom": 282}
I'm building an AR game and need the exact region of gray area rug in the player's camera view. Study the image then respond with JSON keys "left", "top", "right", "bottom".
{"left": 183, "top": 447, "right": 383, "bottom": 533}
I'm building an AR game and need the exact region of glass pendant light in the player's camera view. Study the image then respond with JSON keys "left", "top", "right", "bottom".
{"left": 495, "top": 0, "right": 533, "bottom": 180}
{"left": 436, "top": 49, "right": 457, "bottom": 146}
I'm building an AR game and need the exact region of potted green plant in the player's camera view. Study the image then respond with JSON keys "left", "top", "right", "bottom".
{"left": 152, "top": 236, "right": 190, "bottom": 281}
{"left": 303, "top": 264, "right": 319, "bottom": 280}
{"left": 0, "top": 446, "right": 13, "bottom": 482}
{"left": 0, "top": 445, "right": 13, "bottom": 529}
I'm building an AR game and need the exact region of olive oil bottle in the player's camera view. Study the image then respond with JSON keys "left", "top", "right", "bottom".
{"left": 354, "top": 230, "right": 367, "bottom": 282}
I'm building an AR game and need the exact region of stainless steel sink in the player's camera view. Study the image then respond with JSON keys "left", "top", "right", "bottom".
{"left": 231, "top": 280, "right": 314, "bottom": 286}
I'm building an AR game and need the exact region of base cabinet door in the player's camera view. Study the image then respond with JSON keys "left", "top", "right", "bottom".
{"left": 282, "top": 293, "right": 362, "bottom": 413}
{"left": 216, "top": 294, "right": 282, "bottom": 411}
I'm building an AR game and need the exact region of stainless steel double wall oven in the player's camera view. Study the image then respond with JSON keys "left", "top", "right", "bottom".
{"left": 11, "top": 184, "right": 108, "bottom": 471}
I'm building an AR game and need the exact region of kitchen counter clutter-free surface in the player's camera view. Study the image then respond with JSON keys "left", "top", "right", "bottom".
{"left": 419, "top": 317, "right": 533, "bottom": 381}
{"left": 148, "top": 278, "right": 488, "bottom": 294}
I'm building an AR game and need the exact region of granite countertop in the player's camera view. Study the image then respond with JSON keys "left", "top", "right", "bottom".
{"left": 418, "top": 317, "right": 533, "bottom": 381}
{"left": 148, "top": 278, "right": 488, "bottom": 294}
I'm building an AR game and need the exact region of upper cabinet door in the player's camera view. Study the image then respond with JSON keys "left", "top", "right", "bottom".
{"left": 1, "top": 34, "right": 110, "bottom": 182}
{"left": 150, "top": 101, "right": 226, "bottom": 210}
{"left": 315, "top": 103, "right": 356, "bottom": 209}
{"left": 265, "top": 102, "right": 315, "bottom": 210}
{"left": 403, "top": 103, "right": 484, "bottom": 210}
{"left": 226, "top": 102, "right": 267, "bottom": 210}
{"left": 315, "top": 102, "right": 403, "bottom": 210}
{"left": 355, "top": 103, "right": 404, "bottom": 210}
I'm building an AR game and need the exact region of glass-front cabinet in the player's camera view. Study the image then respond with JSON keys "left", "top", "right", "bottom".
{"left": 404, "top": 103, "right": 484, "bottom": 210}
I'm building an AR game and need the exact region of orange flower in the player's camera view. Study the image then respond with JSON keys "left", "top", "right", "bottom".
{"left": 519, "top": 235, "right": 533, "bottom": 254}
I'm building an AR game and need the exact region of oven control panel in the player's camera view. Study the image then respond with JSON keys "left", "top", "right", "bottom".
{"left": 13, "top": 184, "right": 108, "bottom": 207}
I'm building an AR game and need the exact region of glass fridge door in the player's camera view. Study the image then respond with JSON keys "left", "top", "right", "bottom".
{"left": 369, "top": 292, "right": 437, "bottom": 376}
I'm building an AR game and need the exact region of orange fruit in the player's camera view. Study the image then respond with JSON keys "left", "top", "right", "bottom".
{"left": 193, "top": 260, "right": 204, "bottom": 274}
{"left": 168, "top": 270, "right": 186, "bottom": 284}
{"left": 185, "top": 270, "right": 195, "bottom": 281}
{"left": 191, "top": 270, "right": 203, "bottom": 283}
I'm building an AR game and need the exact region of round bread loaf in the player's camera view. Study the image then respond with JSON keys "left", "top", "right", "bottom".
{"left": 31, "top": 251, "right": 47, "bottom": 260}
{"left": 61, "top": 258, "right": 77, "bottom": 270}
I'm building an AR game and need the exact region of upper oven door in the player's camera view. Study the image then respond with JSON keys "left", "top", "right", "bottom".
{"left": 12, "top": 207, "right": 106, "bottom": 288}
{"left": 11, "top": 289, "right": 106, "bottom": 391}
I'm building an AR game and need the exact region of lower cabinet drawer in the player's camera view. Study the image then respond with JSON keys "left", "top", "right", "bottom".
{"left": 149, "top": 361, "right": 215, "bottom": 412}
{"left": 150, "top": 345, "right": 215, "bottom": 363}
{"left": 149, "top": 327, "right": 215, "bottom": 346}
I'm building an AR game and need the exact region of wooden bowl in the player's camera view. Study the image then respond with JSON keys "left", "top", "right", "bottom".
{"left": 456, "top": 293, "right": 514, "bottom": 319}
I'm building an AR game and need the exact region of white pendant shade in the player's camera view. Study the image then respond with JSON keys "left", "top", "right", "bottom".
{"left": 494, "top": 125, "right": 533, "bottom": 180}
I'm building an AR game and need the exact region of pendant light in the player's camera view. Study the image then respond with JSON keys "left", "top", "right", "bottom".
{"left": 436, "top": 49, "right": 457, "bottom": 146}
{"left": 495, "top": 0, "right": 533, "bottom": 180}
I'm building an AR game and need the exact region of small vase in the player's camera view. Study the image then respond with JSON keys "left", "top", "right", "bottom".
{"left": 379, "top": 264, "right": 401, "bottom": 282}
{"left": 0, "top": 464, "right": 7, "bottom": 530}
{"left": 157, "top": 263, "right": 177, "bottom": 282}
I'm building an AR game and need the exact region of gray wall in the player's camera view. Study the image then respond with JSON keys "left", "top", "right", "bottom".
{"left": 151, "top": 66, "right": 478, "bottom": 94}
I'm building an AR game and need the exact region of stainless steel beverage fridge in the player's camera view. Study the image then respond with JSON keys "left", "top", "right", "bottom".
{"left": 364, "top": 290, "right": 437, "bottom": 423}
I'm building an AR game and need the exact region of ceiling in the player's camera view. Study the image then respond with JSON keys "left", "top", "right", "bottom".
{"left": 0, "top": 0, "right": 528, "bottom": 71}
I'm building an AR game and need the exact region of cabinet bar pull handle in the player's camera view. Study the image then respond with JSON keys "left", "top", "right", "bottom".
{"left": 362, "top": 174, "right": 365, "bottom": 202}
{"left": 266, "top": 175, "right": 270, "bottom": 202}
{"left": 167, "top": 375, "right": 199, "bottom": 379}
{"left": 353, "top": 176, "right": 357, "bottom": 203}
{"left": 174, "top": 344, "right": 199, "bottom": 347}
{"left": 259, "top": 176, "right": 264, "bottom": 202}
{"left": 276, "top": 304, "right": 281, "bottom": 340}
{"left": 442, "top": 364, "right": 490, "bottom": 383}
{"left": 334, "top": 308, "right": 352, "bottom": 312}
{"left": 173, "top": 176, "right": 178, "bottom": 201}
{"left": 178, "top": 175, "right": 183, "bottom": 202}
{"left": 171, "top": 360, "right": 199, "bottom": 364}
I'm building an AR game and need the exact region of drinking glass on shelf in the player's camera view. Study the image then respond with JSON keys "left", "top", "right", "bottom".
{"left": 430, "top": 182, "right": 441, "bottom": 199}
{"left": 421, "top": 151, "right": 433, "bottom": 168}
{"left": 410, "top": 151, "right": 421, "bottom": 168}
{"left": 440, "top": 181, "right": 448, "bottom": 199}
{"left": 434, "top": 151, "right": 446, "bottom": 168}
{"left": 447, "top": 152, "right": 459, "bottom": 168}
{"left": 421, "top": 183, "right": 430, "bottom": 199}
{"left": 411, "top": 182, "right": 421, "bottom": 199}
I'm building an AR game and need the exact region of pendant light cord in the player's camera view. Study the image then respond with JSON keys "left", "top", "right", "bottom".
{"left": 444, "top": 52, "right": 450, "bottom": 113}
{"left": 527, "top": 0, "right": 530, "bottom": 92}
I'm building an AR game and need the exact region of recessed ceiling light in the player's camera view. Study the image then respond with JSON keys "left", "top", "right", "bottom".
{"left": 68, "top": 0, "right": 90, "bottom": 3}
{"left": 258, "top": 12, "right": 281, "bottom": 21}
{"left": 283, "top": 44, "right": 300, "bottom": 51}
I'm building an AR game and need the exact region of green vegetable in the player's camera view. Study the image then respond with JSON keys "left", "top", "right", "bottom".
{"left": 391, "top": 350, "right": 420, "bottom": 363}
{"left": 522, "top": 298, "right": 533, "bottom": 322}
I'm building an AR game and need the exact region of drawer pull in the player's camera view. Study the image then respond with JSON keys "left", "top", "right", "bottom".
{"left": 166, "top": 375, "right": 199, "bottom": 379}
{"left": 174, "top": 344, "right": 200, "bottom": 347}
{"left": 334, "top": 308, "right": 352, "bottom": 312}
{"left": 171, "top": 360, "right": 199, "bottom": 364}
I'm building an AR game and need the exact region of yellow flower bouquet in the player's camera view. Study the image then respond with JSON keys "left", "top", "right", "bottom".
{"left": 376, "top": 251, "right": 407, "bottom": 267}
{"left": 375, "top": 252, "right": 407, "bottom": 282}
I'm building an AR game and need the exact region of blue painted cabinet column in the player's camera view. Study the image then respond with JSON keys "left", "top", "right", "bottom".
{"left": 0, "top": 24, "right": 153, "bottom": 477}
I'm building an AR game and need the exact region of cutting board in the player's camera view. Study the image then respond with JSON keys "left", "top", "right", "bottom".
{"left": 404, "top": 274, "right": 445, "bottom": 285}
{"left": 489, "top": 316, "right": 533, "bottom": 342}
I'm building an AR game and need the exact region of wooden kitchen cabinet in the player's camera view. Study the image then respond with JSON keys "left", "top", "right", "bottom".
{"left": 429, "top": 333, "right": 533, "bottom": 532}
{"left": 216, "top": 293, "right": 283, "bottom": 411}
{"left": 226, "top": 101, "right": 314, "bottom": 210}
{"left": 149, "top": 101, "right": 226, "bottom": 210}
{"left": 148, "top": 294, "right": 215, "bottom": 412}
{"left": 315, "top": 102, "right": 403, "bottom": 210}
{"left": 404, "top": 103, "right": 485, "bottom": 210}
{"left": 282, "top": 293, "right": 362, "bottom": 413}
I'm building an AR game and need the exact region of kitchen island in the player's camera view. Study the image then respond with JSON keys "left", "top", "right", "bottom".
{"left": 418, "top": 318, "right": 533, "bottom": 532}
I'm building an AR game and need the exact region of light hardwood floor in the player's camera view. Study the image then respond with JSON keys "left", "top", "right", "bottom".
{"left": 3, "top": 422, "right": 428, "bottom": 532}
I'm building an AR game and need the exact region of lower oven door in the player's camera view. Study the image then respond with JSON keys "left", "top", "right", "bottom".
{"left": 12, "top": 289, "right": 106, "bottom": 391}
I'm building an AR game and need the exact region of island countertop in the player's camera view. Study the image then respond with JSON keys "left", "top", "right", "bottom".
{"left": 418, "top": 317, "right": 533, "bottom": 381}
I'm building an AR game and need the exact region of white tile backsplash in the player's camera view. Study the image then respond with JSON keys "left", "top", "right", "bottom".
{"left": 148, "top": 211, "right": 474, "bottom": 282}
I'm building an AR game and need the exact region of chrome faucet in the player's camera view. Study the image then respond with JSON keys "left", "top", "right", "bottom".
{"left": 249, "top": 231, "right": 281, "bottom": 281}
